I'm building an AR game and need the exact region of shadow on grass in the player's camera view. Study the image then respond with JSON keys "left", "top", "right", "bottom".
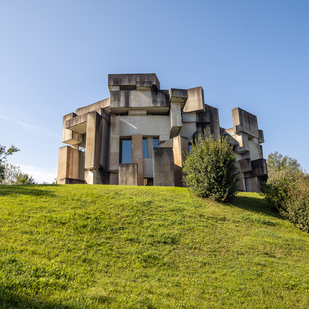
{"left": 228, "top": 194, "right": 282, "bottom": 220}
{"left": 0, "top": 288, "right": 75, "bottom": 309}
{"left": 0, "top": 185, "right": 55, "bottom": 197}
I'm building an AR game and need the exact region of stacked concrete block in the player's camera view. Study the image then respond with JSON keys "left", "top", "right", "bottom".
{"left": 119, "top": 163, "right": 138, "bottom": 186}
{"left": 57, "top": 146, "right": 80, "bottom": 183}
{"left": 153, "top": 148, "right": 175, "bottom": 187}
{"left": 58, "top": 73, "right": 267, "bottom": 192}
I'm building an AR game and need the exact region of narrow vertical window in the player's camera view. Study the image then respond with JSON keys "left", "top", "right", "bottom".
{"left": 153, "top": 138, "right": 159, "bottom": 148}
{"left": 121, "top": 140, "right": 132, "bottom": 163}
{"left": 143, "top": 138, "right": 147, "bottom": 159}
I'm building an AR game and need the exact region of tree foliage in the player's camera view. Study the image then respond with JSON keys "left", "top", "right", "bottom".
{"left": 0, "top": 145, "right": 20, "bottom": 182}
{"left": 183, "top": 135, "right": 239, "bottom": 202}
{"left": 261, "top": 152, "right": 309, "bottom": 233}
{"left": 1, "top": 162, "right": 36, "bottom": 185}
{"left": 267, "top": 151, "right": 301, "bottom": 175}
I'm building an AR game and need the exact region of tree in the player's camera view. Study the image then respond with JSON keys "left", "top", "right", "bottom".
{"left": 1, "top": 162, "right": 36, "bottom": 185}
{"left": 267, "top": 151, "right": 301, "bottom": 175}
{"left": 183, "top": 135, "right": 239, "bottom": 202}
{"left": 0, "top": 145, "right": 20, "bottom": 181}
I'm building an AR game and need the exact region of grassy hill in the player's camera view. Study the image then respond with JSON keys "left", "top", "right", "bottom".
{"left": 0, "top": 185, "right": 309, "bottom": 308}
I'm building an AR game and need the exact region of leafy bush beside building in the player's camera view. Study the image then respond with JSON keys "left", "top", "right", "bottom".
{"left": 183, "top": 135, "right": 239, "bottom": 202}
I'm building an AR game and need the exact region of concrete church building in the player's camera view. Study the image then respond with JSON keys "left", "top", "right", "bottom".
{"left": 57, "top": 73, "right": 267, "bottom": 192}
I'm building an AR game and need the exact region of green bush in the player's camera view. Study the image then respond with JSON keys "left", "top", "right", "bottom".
{"left": 260, "top": 170, "right": 300, "bottom": 211}
{"left": 183, "top": 135, "right": 239, "bottom": 202}
{"left": 261, "top": 169, "right": 309, "bottom": 233}
{"left": 282, "top": 176, "right": 309, "bottom": 233}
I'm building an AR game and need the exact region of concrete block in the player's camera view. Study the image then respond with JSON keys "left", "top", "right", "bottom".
{"left": 258, "top": 129, "right": 264, "bottom": 144}
{"left": 232, "top": 107, "right": 259, "bottom": 138}
{"left": 84, "top": 169, "right": 106, "bottom": 184}
{"left": 182, "top": 112, "right": 197, "bottom": 123}
{"left": 119, "top": 163, "right": 138, "bottom": 186}
{"left": 120, "top": 115, "right": 170, "bottom": 137}
{"left": 66, "top": 113, "right": 88, "bottom": 134}
{"left": 183, "top": 87, "right": 205, "bottom": 113}
{"left": 196, "top": 104, "right": 220, "bottom": 138}
{"left": 143, "top": 158, "right": 153, "bottom": 178}
{"left": 108, "top": 73, "right": 160, "bottom": 91}
{"left": 245, "top": 158, "right": 267, "bottom": 178}
{"left": 159, "top": 134, "right": 170, "bottom": 143}
{"left": 172, "top": 136, "right": 188, "bottom": 187}
{"left": 57, "top": 146, "right": 79, "bottom": 182}
{"left": 170, "top": 88, "right": 188, "bottom": 108}
{"left": 62, "top": 113, "right": 82, "bottom": 145}
{"left": 236, "top": 158, "right": 252, "bottom": 173}
{"left": 109, "top": 172, "right": 119, "bottom": 185}
{"left": 109, "top": 115, "right": 120, "bottom": 172}
{"left": 85, "top": 111, "right": 103, "bottom": 170}
{"left": 100, "top": 119, "right": 110, "bottom": 171}
{"left": 236, "top": 173, "right": 246, "bottom": 191}
{"left": 110, "top": 90, "right": 169, "bottom": 114}
{"left": 153, "top": 147, "right": 175, "bottom": 186}
{"left": 170, "top": 102, "right": 182, "bottom": 138}
{"left": 245, "top": 177, "right": 260, "bottom": 193}
{"left": 132, "top": 134, "right": 144, "bottom": 186}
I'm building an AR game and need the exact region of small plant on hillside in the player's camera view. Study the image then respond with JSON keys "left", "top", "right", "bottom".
{"left": 282, "top": 176, "right": 309, "bottom": 232}
{"left": 183, "top": 135, "right": 239, "bottom": 202}
{"left": 260, "top": 169, "right": 300, "bottom": 211}
{"left": 261, "top": 153, "right": 309, "bottom": 233}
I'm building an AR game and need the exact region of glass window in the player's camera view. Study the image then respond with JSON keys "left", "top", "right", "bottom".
{"left": 143, "top": 138, "right": 147, "bottom": 159}
{"left": 189, "top": 144, "right": 192, "bottom": 154}
{"left": 121, "top": 140, "right": 132, "bottom": 163}
{"left": 153, "top": 138, "right": 159, "bottom": 148}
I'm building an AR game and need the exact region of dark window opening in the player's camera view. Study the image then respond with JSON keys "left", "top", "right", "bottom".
{"left": 143, "top": 138, "right": 147, "bottom": 159}
{"left": 120, "top": 139, "right": 132, "bottom": 163}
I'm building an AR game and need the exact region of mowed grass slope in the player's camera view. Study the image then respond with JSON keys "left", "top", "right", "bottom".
{"left": 0, "top": 185, "right": 309, "bottom": 308}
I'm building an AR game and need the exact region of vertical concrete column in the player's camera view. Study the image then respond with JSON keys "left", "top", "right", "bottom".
{"left": 147, "top": 137, "right": 153, "bottom": 158}
{"left": 172, "top": 136, "right": 188, "bottom": 187}
{"left": 85, "top": 111, "right": 103, "bottom": 171}
{"left": 62, "top": 113, "right": 82, "bottom": 145}
{"left": 100, "top": 118, "right": 110, "bottom": 171}
{"left": 170, "top": 102, "right": 182, "bottom": 138}
{"left": 132, "top": 134, "right": 144, "bottom": 186}
{"left": 57, "top": 146, "right": 79, "bottom": 183}
{"left": 153, "top": 148, "right": 175, "bottom": 187}
{"left": 109, "top": 115, "right": 120, "bottom": 184}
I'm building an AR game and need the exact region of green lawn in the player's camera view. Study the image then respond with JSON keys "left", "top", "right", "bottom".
{"left": 0, "top": 185, "right": 308, "bottom": 308}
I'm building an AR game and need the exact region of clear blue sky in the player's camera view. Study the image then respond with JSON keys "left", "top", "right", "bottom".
{"left": 1, "top": 0, "right": 308, "bottom": 182}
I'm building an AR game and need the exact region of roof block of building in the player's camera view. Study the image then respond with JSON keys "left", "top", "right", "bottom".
{"left": 108, "top": 74, "right": 160, "bottom": 91}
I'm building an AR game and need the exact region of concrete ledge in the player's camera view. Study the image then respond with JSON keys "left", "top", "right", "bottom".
{"left": 76, "top": 98, "right": 110, "bottom": 116}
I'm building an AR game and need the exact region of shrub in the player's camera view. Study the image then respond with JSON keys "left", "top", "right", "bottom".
{"left": 261, "top": 168, "right": 309, "bottom": 233}
{"left": 260, "top": 169, "right": 300, "bottom": 211}
{"left": 183, "top": 135, "right": 239, "bottom": 202}
{"left": 282, "top": 176, "right": 309, "bottom": 233}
